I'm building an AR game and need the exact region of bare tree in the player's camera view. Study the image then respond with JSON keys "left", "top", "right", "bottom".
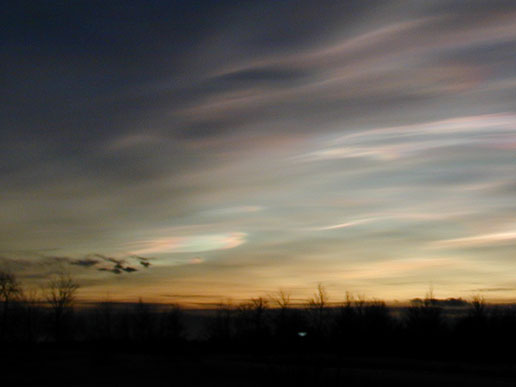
{"left": 94, "top": 296, "right": 115, "bottom": 341}
{"left": 271, "top": 289, "right": 291, "bottom": 310}
{"left": 308, "top": 283, "right": 328, "bottom": 311}
{"left": 270, "top": 289, "right": 304, "bottom": 339}
{"left": 0, "top": 270, "right": 22, "bottom": 340}
{"left": 20, "top": 287, "right": 42, "bottom": 343}
{"left": 471, "top": 295, "right": 486, "bottom": 317}
{"left": 307, "top": 283, "right": 329, "bottom": 338}
{"left": 134, "top": 298, "right": 155, "bottom": 342}
{"left": 469, "top": 294, "right": 488, "bottom": 329}
{"left": 45, "top": 269, "right": 79, "bottom": 341}
{"left": 160, "top": 303, "right": 184, "bottom": 341}
{"left": 0, "top": 270, "right": 21, "bottom": 308}
{"left": 208, "top": 300, "right": 234, "bottom": 342}
{"left": 236, "top": 297, "right": 269, "bottom": 340}
{"left": 405, "top": 288, "right": 443, "bottom": 339}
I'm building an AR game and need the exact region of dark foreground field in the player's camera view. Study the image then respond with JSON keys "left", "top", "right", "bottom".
{"left": 3, "top": 288, "right": 516, "bottom": 385}
{"left": 3, "top": 345, "right": 516, "bottom": 387}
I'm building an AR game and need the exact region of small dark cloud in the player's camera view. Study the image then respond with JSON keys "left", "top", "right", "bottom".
{"left": 70, "top": 258, "right": 99, "bottom": 267}
{"left": 90, "top": 254, "right": 140, "bottom": 274}
{"left": 410, "top": 298, "right": 469, "bottom": 307}
{"left": 0, "top": 251, "right": 146, "bottom": 277}
{"left": 93, "top": 254, "right": 124, "bottom": 265}
{"left": 130, "top": 255, "right": 153, "bottom": 268}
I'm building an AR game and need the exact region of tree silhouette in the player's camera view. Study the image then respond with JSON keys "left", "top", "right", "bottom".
{"left": 0, "top": 270, "right": 22, "bottom": 340}
{"left": 208, "top": 301, "right": 234, "bottom": 343}
{"left": 133, "top": 298, "right": 155, "bottom": 342}
{"left": 271, "top": 289, "right": 305, "bottom": 343}
{"left": 307, "top": 283, "right": 329, "bottom": 339}
{"left": 20, "top": 288, "right": 42, "bottom": 343}
{"left": 160, "top": 303, "right": 184, "bottom": 342}
{"left": 94, "top": 298, "right": 115, "bottom": 341}
{"left": 236, "top": 297, "right": 269, "bottom": 342}
{"left": 45, "top": 269, "right": 79, "bottom": 341}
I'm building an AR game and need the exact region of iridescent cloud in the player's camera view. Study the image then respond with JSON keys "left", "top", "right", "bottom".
{"left": 129, "top": 232, "right": 247, "bottom": 255}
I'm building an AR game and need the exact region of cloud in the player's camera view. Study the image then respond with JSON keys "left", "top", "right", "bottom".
{"left": 92, "top": 254, "right": 140, "bottom": 274}
{"left": 340, "top": 258, "right": 457, "bottom": 281}
{"left": 0, "top": 251, "right": 146, "bottom": 277}
{"left": 301, "top": 113, "right": 516, "bottom": 161}
{"left": 314, "top": 219, "right": 375, "bottom": 231}
{"left": 472, "top": 287, "right": 516, "bottom": 293}
{"left": 131, "top": 255, "right": 152, "bottom": 268}
{"left": 189, "top": 257, "right": 204, "bottom": 265}
{"left": 69, "top": 258, "right": 100, "bottom": 268}
{"left": 432, "top": 230, "right": 516, "bottom": 248}
{"left": 130, "top": 232, "right": 247, "bottom": 255}
{"left": 98, "top": 267, "right": 122, "bottom": 275}
{"left": 161, "top": 294, "right": 222, "bottom": 299}
{"left": 201, "top": 206, "right": 264, "bottom": 217}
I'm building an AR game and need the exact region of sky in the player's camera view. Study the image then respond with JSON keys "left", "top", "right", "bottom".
{"left": 2, "top": 0, "right": 516, "bottom": 306}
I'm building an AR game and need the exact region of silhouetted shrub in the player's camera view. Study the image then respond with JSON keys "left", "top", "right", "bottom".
{"left": 235, "top": 297, "right": 270, "bottom": 344}
{"left": 332, "top": 294, "right": 393, "bottom": 354}
{"left": 207, "top": 301, "right": 235, "bottom": 344}
{"left": 0, "top": 270, "right": 22, "bottom": 341}
{"left": 133, "top": 299, "right": 156, "bottom": 342}
{"left": 159, "top": 303, "right": 184, "bottom": 342}
{"left": 402, "top": 294, "right": 447, "bottom": 355}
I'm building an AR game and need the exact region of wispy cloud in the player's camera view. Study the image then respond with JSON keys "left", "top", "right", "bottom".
{"left": 313, "top": 211, "right": 469, "bottom": 232}
{"left": 200, "top": 206, "right": 264, "bottom": 217}
{"left": 302, "top": 113, "right": 516, "bottom": 161}
{"left": 433, "top": 230, "right": 516, "bottom": 248}
{"left": 338, "top": 258, "right": 457, "bottom": 281}
{"left": 313, "top": 219, "right": 374, "bottom": 231}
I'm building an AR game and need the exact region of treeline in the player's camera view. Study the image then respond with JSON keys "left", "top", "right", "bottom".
{"left": 2, "top": 271, "right": 516, "bottom": 361}
{"left": 206, "top": 286, "right": 516, "bottom": 361}
{"left": 0, "top": 269, "right": 184, "bottom": 344}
